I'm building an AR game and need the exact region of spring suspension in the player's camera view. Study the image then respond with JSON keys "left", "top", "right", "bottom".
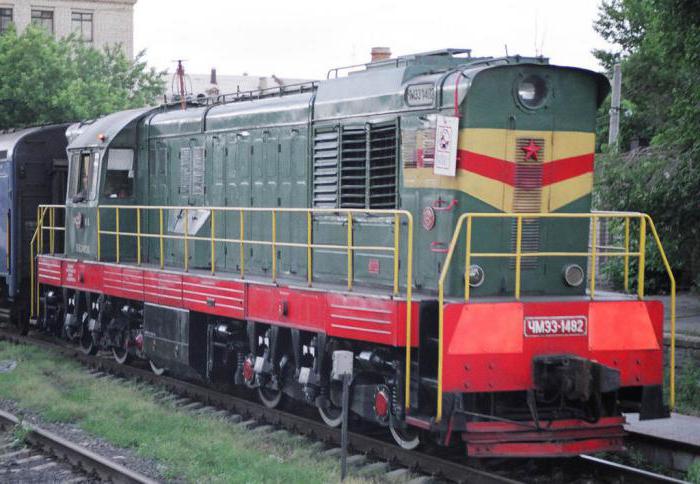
{"left": 391, "top": 383, "right": 402, "bottom": 419}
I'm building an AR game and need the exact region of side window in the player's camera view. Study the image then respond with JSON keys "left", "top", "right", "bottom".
{"left": 70, "top": 151, "right": 99, "bottom": 202}
{"left": 103, "top": 149, "right": 135, "bottom": 199}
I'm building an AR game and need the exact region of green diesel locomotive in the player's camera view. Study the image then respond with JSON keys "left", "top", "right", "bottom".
{"left": 33, "top": 50, "right": 672, "bottom": 457}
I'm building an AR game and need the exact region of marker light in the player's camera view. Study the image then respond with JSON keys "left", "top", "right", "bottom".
{"left": 563, "top": 264, "right": 585, "bottom": 287}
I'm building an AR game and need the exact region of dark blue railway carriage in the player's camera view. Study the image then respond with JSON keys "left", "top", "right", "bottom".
{"left": 0, "top": 125, "right": 69, "bottom": 321}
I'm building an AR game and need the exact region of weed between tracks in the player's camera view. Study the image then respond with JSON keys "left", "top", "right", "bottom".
{"left": 0, "top": 341, "right": 370, "bottom": 483}
{"left": 673, "top": 359, "right": 700, "bottom": 416}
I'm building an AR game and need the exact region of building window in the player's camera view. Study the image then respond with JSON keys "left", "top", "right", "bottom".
{"left": 71, "top": 11, "right": 93, "bottom": 42}
{"left": 31, "top": 10, "right": 54, "bottom": 35}
{"left": 0, "top": 8, "right": 12, "bottom": 34}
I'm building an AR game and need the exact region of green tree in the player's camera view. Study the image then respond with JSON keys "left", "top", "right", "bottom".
{"left": 0, "top": 25, "right": 165, "bottom": 129}
{"left": 593, "top": 0, "right": 700, "bottom": 289}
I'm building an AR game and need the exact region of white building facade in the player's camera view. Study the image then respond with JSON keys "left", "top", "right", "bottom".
{"left": 0, "top": 0, "right": 136, "bottom": 57}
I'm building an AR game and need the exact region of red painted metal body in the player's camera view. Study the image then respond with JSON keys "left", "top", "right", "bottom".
{"left": 37, "top": 255, "right": 419, "bottom": 347}
{"left": 37, "top": 254, "right": 665, "bottom": 459}
{"left": 442, "top": 300, "right": 663, "bottom": 393}
{"left": 461, "top": 417, "right": 626, "bottom": 457}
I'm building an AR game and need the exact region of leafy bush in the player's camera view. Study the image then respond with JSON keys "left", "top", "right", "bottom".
{"left": 595, "top": 148, "right": 700, "bottom": 292}
{"left": 0, "top": 25, "right": 165, "bottom": 129}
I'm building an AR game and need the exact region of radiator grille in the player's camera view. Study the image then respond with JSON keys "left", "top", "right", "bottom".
{"left": 368, "top": 122, "right": 398, "bottom": 208}
{"left": 312, "top": 128, "right": 340, "bottom": 208}
{"left": 179, "top": 147, "right": 192, "bottom": 197}
{"left": 339, "top": 126, "right": 367, "bottom": 208}
{"left": 511, "top": 138, "right": 545, "bottom": 270}
{"left": 313, "top": 121, "right": 398, "bottom": 209}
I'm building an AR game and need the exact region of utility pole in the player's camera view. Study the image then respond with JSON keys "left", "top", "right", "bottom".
{"left": 608, "top": 63, "right": 622, "bottom": 148}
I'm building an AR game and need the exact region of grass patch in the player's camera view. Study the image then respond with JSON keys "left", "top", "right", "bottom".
{"left": 666, "top": 358, "right": 700, "bottom": 416}
{"left": 0, "top": 342, "right": 368, "bottom": 483}
{"left": 688, "top": 459, "right": 700, "bottom": 484}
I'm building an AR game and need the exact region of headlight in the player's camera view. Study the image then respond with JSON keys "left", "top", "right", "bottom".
{"left": 517, "top": 75, "right": 548, "bottom": 109}
{"left": 468, "top": 264, "right": 485, "bottom": 287}
{"left": 563, "top": 264, "right": 585, "bottom": 287}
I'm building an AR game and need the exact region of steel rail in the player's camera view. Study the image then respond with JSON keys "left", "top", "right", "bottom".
{"left": 578, "top": 455, "right": 687, "bottom": 483}
{"left": 0, "top": 330, "right": 516, "bottom": 484}
{"left": 0, "top": 408, "right": 158, "bottom": 484}
{"left": 1, "top": 330, "right": 689, "bottom": 483}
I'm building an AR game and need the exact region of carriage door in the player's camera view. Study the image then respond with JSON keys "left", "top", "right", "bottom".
{"left": 225, "top": 132, "right": 252, "bottom": 273}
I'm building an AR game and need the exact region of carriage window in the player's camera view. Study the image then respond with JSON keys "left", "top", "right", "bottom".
{"left": 70, "top": 151, "right": 99, "bottom": 202}
{"left": 104, "top": 149, "right": 134, "bottom": 199}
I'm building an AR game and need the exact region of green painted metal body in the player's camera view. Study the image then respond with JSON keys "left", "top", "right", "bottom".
{"left": 63, "top": 51, "right": 609, "bottom": 298}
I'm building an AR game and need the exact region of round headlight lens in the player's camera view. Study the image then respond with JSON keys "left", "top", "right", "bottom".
{"left": 517, "top": 75, "right": 548, "bottom": 109}
{"left": 468, "top": 264, "right": 485, "bottom": 287}
{"left": 563, "top": 264, "right": 585, "bottom": 287}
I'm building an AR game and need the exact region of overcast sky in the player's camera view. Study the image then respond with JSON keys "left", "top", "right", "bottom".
{"left": 134, "top": 0, "right": 611, "bottom": 80}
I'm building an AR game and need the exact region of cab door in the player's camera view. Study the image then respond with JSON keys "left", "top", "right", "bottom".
{"left": 65, "top": 150, "right": 100, "bottom": 260}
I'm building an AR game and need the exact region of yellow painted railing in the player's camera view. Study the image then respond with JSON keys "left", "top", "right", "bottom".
{"left": 31, "top": 205, "right": 414, "bottom": 372}
{"left": 434, "top": 211, "right": 676, "bottom": 422}
{"left": 30, "top": 205, "right": 65, "bottom": 318}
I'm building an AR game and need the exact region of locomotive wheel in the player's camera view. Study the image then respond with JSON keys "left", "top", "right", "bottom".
{"left": 149, "top": 360, "right": 166, "bottom": 376}
{"left": 258, "top": 386, "right": 284, "bottom": 409}
{"left": 318, "top": 402, "right": 343, "bottom": 428}
{"left": 389, "top": 415, "right": 421, "bottom": 450}
{"left": 112, "top": 341, "right": 130, "bottom": 364}
{"left": 79, "top": 315, "right": 97, "bottom": 355}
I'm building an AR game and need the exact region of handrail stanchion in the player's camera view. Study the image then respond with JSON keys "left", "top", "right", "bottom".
{"left": 393, "top": 214, "right": 400, "bottom": 296}
{"left": 96, "top": 207, "right": 101, "bottom": 261}
{"left": 435, "top": 214, "right": 466, "bottom": 422}
{"left": 347, "top": 212, "right": 353, "bottom": 291}
{"left": 307, "top": 211, "right": 312, "bottom": 287}
{"left": 30, "top": 237, "right": 35, "bottom": 319}
{"left": 645, "top": 215, "right": 676, "bottom": 409}
{"left": 239, "top": 209, "right": 245, "bottom": 279}
{"left": 404, "top": 213, "right": 414, "bottom": 410}
{"left": 6, "top": 210, "right": 10, "bottom": 269}
{"left": 159, "top": 208, "right": 164, "bottom": 270}
{"left": 115, "top": 207, "right": 120, "bottom": 264}
{"left": 184, "top": 208, "right": 189, "bottom": 272}
{"left": 271, "top": 210, "right": 277, "bottom": 283}
{"left": 49, "top": 207, "right": 55, "bottom": 255}
{"left": 638, "top": 216, "right": 646, "bottom": 300}
{"left": 464, "top": 215, "right": 473, "bottom": 302}
{"left": 624, "top": 217, "right": 630, "bottom": 292}
{"left": 514, "top": 215, "right": 523, "bottom": 300}
{"left": 210, "top": 209, "right": 216, "bottom": 275}
{"left": 39, "top": 207, "right": 44, "bottom": 254}
{"left": 136, "top": 208, "right": 141, "bottom": 265}
{"left": 590, "top": 215, "right": 598, "bottom": 299}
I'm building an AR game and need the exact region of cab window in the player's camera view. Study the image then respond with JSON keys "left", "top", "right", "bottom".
{"left": 70, "top": 151, "right": 99, "bottom": 202}
{"left": 103, "top": 149, "right": 134, "bottom": 199}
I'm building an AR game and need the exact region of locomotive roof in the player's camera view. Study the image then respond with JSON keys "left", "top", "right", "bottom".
{"left": 70, "top": 51, "right": 607, "bottom": 144}
{"left": 145, "top": 53, "right": 557, "bottom": 133}
{"left": 67, "top": 107, "right": 157, "bottom": 151}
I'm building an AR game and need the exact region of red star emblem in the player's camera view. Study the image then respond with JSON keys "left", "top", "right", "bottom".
{"left": 522, "top": 139, "right": 541, "bottom": 161}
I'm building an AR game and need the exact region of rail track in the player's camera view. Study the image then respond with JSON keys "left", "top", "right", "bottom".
{"left": 0, "top": 407, "right": 157, "bottom": 483}
{"left": 0, "top": 328, "right": 688, "bottom": 484}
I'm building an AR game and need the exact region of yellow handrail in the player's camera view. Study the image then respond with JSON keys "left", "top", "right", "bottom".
{"left": 435, "top": 211, "right": 676, "bottom": 422}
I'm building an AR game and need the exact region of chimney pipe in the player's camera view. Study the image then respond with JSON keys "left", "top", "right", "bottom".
{"left": 371, "top": 47, "right": 391, "bottom": 62}
{"left": 210, "top": 68, "right": 217, "bottom": 85}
